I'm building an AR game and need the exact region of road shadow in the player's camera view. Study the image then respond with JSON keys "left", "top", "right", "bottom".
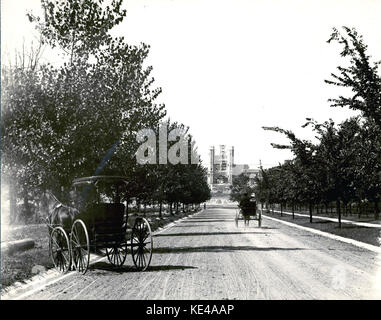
{"left": 257, "top": 226, "right": 278, "bottom": 229}
{"left": 154, "top": 231, "right": 271, "bottom": 237}
{"left": 190, "top": 215, "right": 235, "bottom": 218}
{"left": 182, "top": 219, "right": 234, "bottom": 223}
{"left": 172, "top": 225, "right": 205, "bottom": 228}
{"left": 89, "top": 261, "right": 197, "bottom": 274}
{"left": 170, "top": 225, "right": 278, "bottom": 230}
{"left": 206, "top": 206, "right": 238, "bottom": 209}
{"left": 153, "top": 246, "right": 308, "bottom": 254}
{"left": 188, "top": 215, "right": 234, "bottom": 218}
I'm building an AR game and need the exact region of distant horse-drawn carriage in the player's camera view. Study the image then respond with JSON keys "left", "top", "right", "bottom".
{"left": 235, "top": 193, "right": 262, "bottom": 227}
{"left": 46, "top": 175, "right": 153, "bottom": 274}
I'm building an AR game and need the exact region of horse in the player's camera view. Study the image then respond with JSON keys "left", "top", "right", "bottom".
{"left": 40, "top": 191, "right": 80, "bottom": 233}
{"left": 238, "top": 195, "right": 257, "bottom": 226}
{"left": 243, "top": 211, "right": 251, "bottom": 226}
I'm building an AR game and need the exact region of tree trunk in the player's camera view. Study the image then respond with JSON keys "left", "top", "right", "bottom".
{"left": 358, "top": 201, "right": 361, "bottom": 219}
{"left": 343, "top": 203, "right": 347, "bottom": 217}
{"left": 23, "top": 189, "right": 31, "bottom": 223}
{"left": 9, "top": 183, "right": 17, "bottom": 224}
{"left": 36, "top": 200, "right": 40, "bottom": 223}
{"left": 309, "top": 201, "right": 313, "bottom": 223}
{"left": 159, "top": 202, "right": 162, "bottom": 218}
{"left": 292, "top": 203, "right": 295, "bottom": 219}
{"left": 374, "top": 200, "right": 380, "bottom": 220}
{"left": 280, "top": 203, "right": 283, "bottom": 217}
{"left": 336, "top": 199, "right": 341, "bottom": 228}
{"left": 169, "top": 203, "right": 173, "bottom": 215}
{"left": 126, "top": 199, "right": 129, "bottom": 220}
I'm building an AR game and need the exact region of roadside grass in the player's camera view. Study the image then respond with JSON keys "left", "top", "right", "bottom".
{"left": 1, "top": 224, "right": 53, "bottom": 288}
{"left": 1, "top": 209, "right": 199, "bottom": 289}
{"left": 263, "top": 210, "right": 381, "bottom": 247}
{"left": 274, "top": 208, "right": 381, "bottom": 224}
{"left": 1, "top": 247, "right": 54, "bottom": 288}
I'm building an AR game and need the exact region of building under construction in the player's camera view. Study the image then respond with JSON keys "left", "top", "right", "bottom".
{"left": 208, "top": 145, "right": 259, "bottom": 195}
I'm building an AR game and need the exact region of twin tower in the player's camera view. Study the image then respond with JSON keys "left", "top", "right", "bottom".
{"left": 209, "top": 145, "right": 234, "bottom": 186}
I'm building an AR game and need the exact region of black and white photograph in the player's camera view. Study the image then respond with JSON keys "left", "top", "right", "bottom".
{"left": 1, "top": 0, "right": 381, "bottom": 304}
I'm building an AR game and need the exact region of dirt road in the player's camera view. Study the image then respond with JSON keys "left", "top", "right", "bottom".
{"left": 14, "top": 207, "right": 381, "bottom": 299}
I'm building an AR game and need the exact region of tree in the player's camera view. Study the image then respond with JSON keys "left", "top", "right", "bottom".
{"left": 326, "top": 26, "right": 381, "bottom": 219}
{"left": 263, "top": 126, "right": 320, "bottom": 222}
{"left": 326, "top": 27, "right": 381, "bottom": 127}
{"left": 1, "top": 0, "right": 166, "bottom": 222}
{"left": 305, "top": 118, "right": 361, "bottom": 226}
{"left": 253, "top": 165, "right": 271, "bottom": 210}
{"left": 27, "top": 0, "right": 127, "bottom": 64}
{"left": 230, "top": 173, "right": 254, "bottom": 203}
{"left": 257, "top": 27, "right": 381, "bottom": 225}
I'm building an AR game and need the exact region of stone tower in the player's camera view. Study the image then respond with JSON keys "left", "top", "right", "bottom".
{"left": 209, "top": 146, "right": 215, "bottom": 185}
{"left": 208, "top": 145, "right": 235, "bottom": 188}
{"left": 228, "top": 146, "right": 234, "bottom": 183}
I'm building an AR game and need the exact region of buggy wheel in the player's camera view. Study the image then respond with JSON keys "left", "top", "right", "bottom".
{"left": 70, "top": 219, "right": 90, "bottom": 274}
{"left": 106, "top": 243, "right": 128, "bottom": 267}
{"left": 131, "top": 217, "right": 153, "bottom": 271}
{"left": 49, "top": 227, "right": 71, "bottom": 273}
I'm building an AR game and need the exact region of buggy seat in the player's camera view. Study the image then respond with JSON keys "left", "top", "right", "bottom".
{"left": 239, "top": 198, "right": 257, "bottom": 216}
{"left": 78, "top": 203, "right": 126, "bottom": 243}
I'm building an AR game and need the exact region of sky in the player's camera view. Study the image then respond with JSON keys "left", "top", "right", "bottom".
{"left": 2, "top": 0, "right": 381, "bottom": 169}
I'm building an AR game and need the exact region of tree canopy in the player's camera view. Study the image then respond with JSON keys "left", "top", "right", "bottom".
{"left": 255, "top": 27, "right": 381, "bottom": 225}
{"left": 1, "top": 0, "right": 210, "bottom": 222}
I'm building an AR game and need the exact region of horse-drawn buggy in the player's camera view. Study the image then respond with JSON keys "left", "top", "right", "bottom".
{"left": 235, "top": 193, "right": 262, "bottom": 227}
{"left": 46, "top": 175, "right": 153, "bottom": 274}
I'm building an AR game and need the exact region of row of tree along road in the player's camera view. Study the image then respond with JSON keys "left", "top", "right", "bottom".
{"left": 1, "top": 0, "right": 211, "bottom": 223}
{"left": 231, "top": 27, "right": 381, "bottom": 227}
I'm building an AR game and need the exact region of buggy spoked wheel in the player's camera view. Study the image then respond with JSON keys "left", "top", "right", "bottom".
{"left": 131, "top": 217, "right": 153, "bottom": 271}
{"left": 106, "top": 243, "right": 128, "bottom": 267}
{"left": 70, "top": 219, "right": 90, "bottom": 274}
{"left": 49, "top": 227, "right": 71, "bottom": 273}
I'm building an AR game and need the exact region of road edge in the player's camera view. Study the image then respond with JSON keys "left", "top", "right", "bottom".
{"left": 262, "top": 214, "right": 381, "bottom": 254}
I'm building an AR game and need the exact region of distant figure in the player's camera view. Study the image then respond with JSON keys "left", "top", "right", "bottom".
{"left": 204, "top": 203, "right": 206, "bottom": 210}
{"left": 238, "top": 193, "right": 257, "bottom": 226}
